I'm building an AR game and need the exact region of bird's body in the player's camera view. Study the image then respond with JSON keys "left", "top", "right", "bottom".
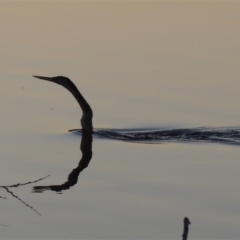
{"left": 33, "top": 76, "right": 93, "bottom": 132}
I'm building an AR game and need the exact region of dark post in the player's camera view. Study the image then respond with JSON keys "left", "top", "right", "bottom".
{"left": 182, "top": 217, "right": 191, "bottom": 240}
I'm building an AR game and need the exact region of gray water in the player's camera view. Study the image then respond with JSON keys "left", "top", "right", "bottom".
{"left": 0, "top": 2, "right": 240, "bottom": 239}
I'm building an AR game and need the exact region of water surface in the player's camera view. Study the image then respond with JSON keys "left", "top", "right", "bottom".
{"left": 0, "top": 2, "right": 240, "bottom": 239}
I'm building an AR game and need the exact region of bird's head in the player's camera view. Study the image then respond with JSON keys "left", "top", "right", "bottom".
{"left": 33, "top": 75, "right": 79, "bottom": 94}
{"left": 33, "top": 75, "right": 70, "bottom": 85}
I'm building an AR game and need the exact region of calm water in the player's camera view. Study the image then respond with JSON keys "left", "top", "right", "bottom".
{"left": 1, "top": 2, "right": 240, "bottom": 239}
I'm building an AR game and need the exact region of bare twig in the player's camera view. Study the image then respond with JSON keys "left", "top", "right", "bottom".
{"left": 0, "top": 175, "right": 50, "bottom": 218}
{"left": 0, "top": 175, "right": 50, "bottom": 188}
{"left": 3, "top": 187, "right": 41, "bottom": 216}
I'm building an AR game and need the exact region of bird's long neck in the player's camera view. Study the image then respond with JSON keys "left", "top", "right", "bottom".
{"left": 70, "top": 87, "right": 93, "bottom": 132}
{"left": 73, "top": 90, "right": 93, "bottom": 116}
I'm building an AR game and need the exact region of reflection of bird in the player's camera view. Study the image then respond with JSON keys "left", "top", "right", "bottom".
{"left": 182, "top": 217, "right": 191, "bottom": 240}
{"left": 33, "top": 76, "right": 93, "bottom": 132}
{"left": 33, "top": 130, "right": 93, "bottom": 193}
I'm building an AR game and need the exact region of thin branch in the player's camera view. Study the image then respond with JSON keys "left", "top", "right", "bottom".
{"left": 0, "top": 175, "right": 50, "bottom": 188}
{"left": 3, "top": 187, "right": 41, "bottom": 216}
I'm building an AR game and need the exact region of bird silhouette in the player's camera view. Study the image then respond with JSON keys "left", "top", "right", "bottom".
{"left": 33, "top": 75, "right": 240, "bottom": 145}
{"left": 33, "top": 76, "right": 93, "bottom": 132}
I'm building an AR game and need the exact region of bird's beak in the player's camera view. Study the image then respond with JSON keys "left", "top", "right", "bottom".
{"left": 33, "top": 75, "right": 55, "bottom": 82}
